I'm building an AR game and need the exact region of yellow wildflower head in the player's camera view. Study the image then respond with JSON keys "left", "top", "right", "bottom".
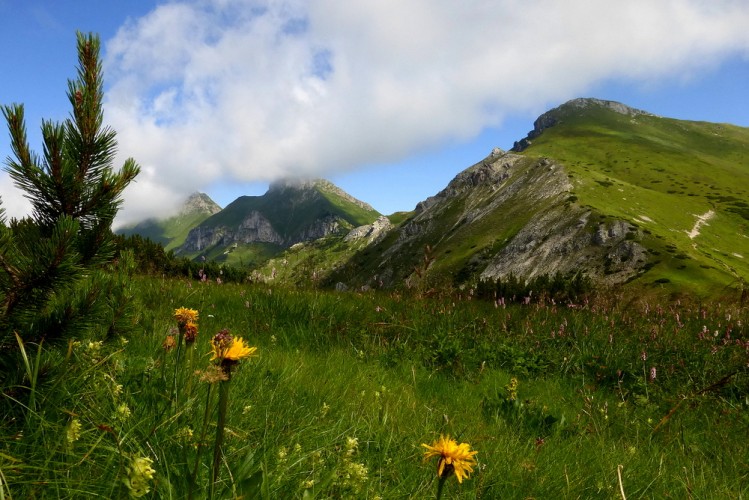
{"left": 116, "top": 404, "right": 131, "bottom": 420}
{"left": 346, "top": 436, "right": 359, "bottom": 456}
{"left": 174, "top": 307, "right": 199, "bottom": 327}
{"left": 422, "top": 435, "right": 478, "bottom": 483}
{"left": 224, "top": 336, "right": 257, "bottom": 360}
{"left": 210, "top": 329, "right": 258, "bottom": 367}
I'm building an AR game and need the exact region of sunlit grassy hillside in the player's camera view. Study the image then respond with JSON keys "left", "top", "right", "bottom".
{"left": 521, "top": 100, "right": 749, "bottom": 293}
{"left": 118, "top": 211, "right": 217, "bottom": 250}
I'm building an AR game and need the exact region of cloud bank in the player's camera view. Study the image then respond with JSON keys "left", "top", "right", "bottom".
{"left": 103, "top": 0, "right": 749, "bottom": 224}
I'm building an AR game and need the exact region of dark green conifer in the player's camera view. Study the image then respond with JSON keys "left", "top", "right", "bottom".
{"left": 0, "top": 32, "right": 140, "bottom": 353}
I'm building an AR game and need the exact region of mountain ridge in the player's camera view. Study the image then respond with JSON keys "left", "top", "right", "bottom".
{"left": 174, "top": 178, "right": 381, "bottom": 265}
{"left": 116, "top": 192, "right": 222, "bottom": 249}
{"left": 121, "top": 97, "right": 749, "bottom": 296}
{"left": 271, "top": 98, "right": 748, "bottom": 295}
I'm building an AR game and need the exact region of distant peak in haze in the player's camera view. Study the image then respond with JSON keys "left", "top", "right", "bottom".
{"left": 180, "top": 192, "right": 222, "bottom": 216}
{"left": 269, "top": 178, "right": 326, "bottom": 191}
{"left": 268, "top": 178, "right": 376, "bottom": 213}
{"left": 513, "top": 97, "right": 653, "bottom": 151}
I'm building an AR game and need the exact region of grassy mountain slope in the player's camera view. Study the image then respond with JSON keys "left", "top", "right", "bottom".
{"left": 118, "top": 99, "right": 748, "bottom": 298}
{"left": 177, "top": 179, "right": 381, "bottom": 267}
{"left": 323, "top": 98, "right": 748, "bottom": 297}
{"left": 519, "top": 98, "right": 749, "bottom": 294}
{"left": 250, "top": 215, "right": 395, "bottom": 286}
{"left": 117, "top": 192, "right": 221, "bottom": 250}
{"left": 326, "top": 152, "right": 604, "bottom": 290}
{"left": 199, "top": 181, "right": 377, "bottom": 237}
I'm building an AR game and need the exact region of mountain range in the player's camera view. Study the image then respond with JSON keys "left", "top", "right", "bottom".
{"left": 118, "top": 192, "right": 222, "bottom": 250}
{"left": 117, "top": 98, "right": 749, "bottom": 296}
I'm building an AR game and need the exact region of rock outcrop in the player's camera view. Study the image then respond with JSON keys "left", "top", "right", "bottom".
{"left": 345, "top": 216, "right": 393, "bottom": 245}
{"left": 295, "top": 215, "right": 346, "bottom": 242}
{"left": 331, "top": 148, "right": 649, "bottom": 289}
{"left": 181, "top": 211, "right": 284, "bottom": 251}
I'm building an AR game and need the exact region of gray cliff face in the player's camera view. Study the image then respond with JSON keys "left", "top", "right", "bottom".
{"left": 176, "top": 178, "right": 380, "bottom": 255}
{"left": 237, "top": 211, "right": 285, "bottom": 244}
{"left": 295, "top": 215, "right": 347, "bottom": 242}
{"left": 414, "top": 149, "right": 512, "bottom": 214}
{"left": 181, "top": 211, "right": 284, "bottom": 252}
{"left": 398, "top": 152, "right": 559, "bottom": 247}
{"left": 345, "top": 216, "right": 393, "bottom": 245}
{"left": 350, "top": 149, "right": 648, "bottom": 288}
{"left": 180, "top": 210, "right": 350, "bottom": 253}
{"left": 479, "top": 209, "right": 647, "bottom": 285}
{"left": 563, "top": 97, "right": 650, "bottom": 117}
{"left": 181, "top": 226, "right": 218, "bottom": 252}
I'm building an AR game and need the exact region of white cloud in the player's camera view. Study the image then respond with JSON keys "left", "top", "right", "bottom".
{"left": 0, "top": 174, "right": 31, "bottom": 221}
{"left": 101, "top": 0, "right": 749, "bottom": 224}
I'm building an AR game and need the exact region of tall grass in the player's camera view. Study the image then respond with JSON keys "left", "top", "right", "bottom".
{"left": 1, "top": 276, "right": 747, "bottom": 498}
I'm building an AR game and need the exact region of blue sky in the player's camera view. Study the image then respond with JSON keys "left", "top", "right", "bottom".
{"left": 1, "top": 0, "right": 748, "bottom": 225}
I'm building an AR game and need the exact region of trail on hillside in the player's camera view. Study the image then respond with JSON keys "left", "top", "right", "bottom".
{"left": 686, "top": 210, "right": 715, "bottom": 239}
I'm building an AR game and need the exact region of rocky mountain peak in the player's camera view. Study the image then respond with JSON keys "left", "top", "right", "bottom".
{"left": 268, "top": 178, "right": 319, "bottom": 192}
{"left": 512, "top": 97, "right": 652, "bottom": 151}
{"left": 561, "top": 97, "right": 650, "bottom": 117}
{"left": 177, "top": 178, "right": 380, "bottom": 255}
{"left": 269, "top": 178, "right": 376, "bottom": 212}
{"left": 179, "top": 192, "right": 222, "bottom": 216}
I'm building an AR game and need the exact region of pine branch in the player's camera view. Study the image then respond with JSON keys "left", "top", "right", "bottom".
{"left": 0, "top": 31, "right": 141, "bottom": 351}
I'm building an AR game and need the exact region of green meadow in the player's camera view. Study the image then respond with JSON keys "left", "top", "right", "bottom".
{"left": 2, "top": 277, "right": 748, "bottom": 498}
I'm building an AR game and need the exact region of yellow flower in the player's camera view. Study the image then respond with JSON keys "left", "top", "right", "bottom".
{"left": 346, "top": 436, "right": 359, "bottom": 455}
{"left": 132, "top": 457, "right": 156, "bottom": 480}
{"left": 176, "top": 426, "right": 194, "bottom": 441}
{"left": 225, "top": 337, "right": 257, "bottom": 361}
{"left": 422, "top": 435, "right": 478, "bottom": 483}
{"left": 117, "top": 404, "right": 131, "bottom": 420}
{"left": 174, "top": 307, "right": 199, "bottom": 326}
{"left": 210, "top": 330, "right": 257, "bottom": 363}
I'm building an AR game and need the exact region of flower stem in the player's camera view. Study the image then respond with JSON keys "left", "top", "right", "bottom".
{"left": 172, "top": 330, "right": 185, "bottom": 405}
{"left": 436, "top": 475, "right": 447, "bottom": 500}
{"left": 186, "top": 343, "right": 195, "bottom": 398}
{"left": 211, "top": 370, "right": 231, "bottom": 495}
{"left": 188, "top": 382, "right": 215, "bottom": 500}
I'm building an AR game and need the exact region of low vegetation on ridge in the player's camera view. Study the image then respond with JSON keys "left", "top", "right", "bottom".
{"left": 520, "top": 98, "right": 749, "bottom": 294}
